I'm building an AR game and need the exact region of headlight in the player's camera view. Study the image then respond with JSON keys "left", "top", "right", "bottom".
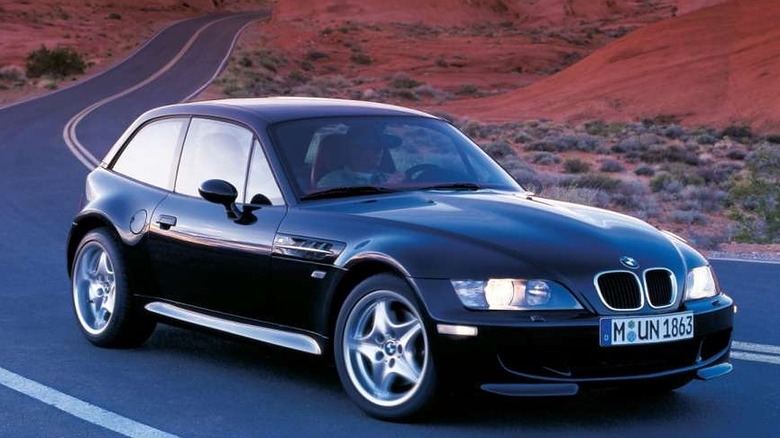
{"left": 683, "top": 266, "right": 719, "bottom": 301}
{"left": 451, "top": 279, "right": 583, "bottom": 310}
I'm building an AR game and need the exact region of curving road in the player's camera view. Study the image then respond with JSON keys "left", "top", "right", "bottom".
{"left": 0, "top": 10, "right": 779, "bottom": 437}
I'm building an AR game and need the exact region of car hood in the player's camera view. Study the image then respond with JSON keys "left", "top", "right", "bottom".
{"left": 311, "top": 190, "right": 688, "bottom": 282}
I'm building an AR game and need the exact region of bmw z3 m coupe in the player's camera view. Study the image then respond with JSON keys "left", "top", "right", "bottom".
{"left": 67, "top": 97, "right": 734, "bottom": 420}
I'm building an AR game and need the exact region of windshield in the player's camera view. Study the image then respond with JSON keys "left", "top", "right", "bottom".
{"left": 269, "top": 116, "right": 523, "bottom": 199}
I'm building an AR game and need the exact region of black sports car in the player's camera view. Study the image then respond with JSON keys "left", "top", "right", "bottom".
{"left": 67, "top": 97, "right": 734, "bottom": 420}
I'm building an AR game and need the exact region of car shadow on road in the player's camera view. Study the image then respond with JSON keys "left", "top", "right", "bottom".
{"left": 138, "top": 325, "right": 706, "bottom": 430}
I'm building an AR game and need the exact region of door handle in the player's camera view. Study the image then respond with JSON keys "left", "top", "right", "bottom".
{"left": 155, "top": 214, "right": 177, "bottom": 230}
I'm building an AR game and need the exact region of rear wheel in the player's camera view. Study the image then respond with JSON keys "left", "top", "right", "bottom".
{"left": 71, "top": 228, "right": 155, "bottom": 348}
{"left": 334, "top": 274, "right": 436, "bottom": 421}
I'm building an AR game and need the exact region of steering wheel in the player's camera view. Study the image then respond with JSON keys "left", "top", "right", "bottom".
{"left": 405, "top": 164, "right": 442, "bottom": 181}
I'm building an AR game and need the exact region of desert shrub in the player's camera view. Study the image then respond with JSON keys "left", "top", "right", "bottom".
{"left": 650, "top": 172, "right": 683, "bottom": 193}
{"left": 663, "top": 125, "right": 686, "bottom": 139}
{"left": 726, "top": 149, "right": 747, "bottom": 160}
{"left": 584, "top": 120, "right": 608, "bottom": 136}
{"left": 728, "top": 145, "right": 780, "bottom": 242}
{"left": 671, "top": 210, "right": 709, "bottom": 225}
{"left": 641, "top": 144, "right": 700, "bottom": 165}
{"left": 696, "top": 134, "right": 719, "bottom": 145}
{"left": 530, "top": 152, "right": 561, "bottom": 165}
{"left": 514, "top": 131, "right": 534, "bottom": 143}
{"left": 500, "top": 156, "right": 539, "bottom": 187}
{"left": 599, "top": 159, "right": 624, "bottom": 173}
{"left": 413, "top": 85, "right": 449, "bottom": 102}
{"left": 638, "top": 133, "right": 663, "bottom": 147}
{"left": 455, "top": 84, "right": 480, "bottom": 96}
{"left": 350, "top": 52, "right": 372, "bottom": 65}
{"left": 107, "top": 12, "right": 122, "bottom": 20}
{"left": 611, "top": 181, "right": 652, "bottom": 211}
{"left": 566, "top": 174, "right": 621, "bottom": 191}
{"left": 766, "top": 134, "right": 780, "bottom": 144}
{"left": 25, "top": 45, "right": 86, "bottom": 78}
{"left": 525, "top": 140, "right": 557, "bottom": 152}
{"left": 0, "top": 65, "right": 24, "bottom": 82}
{"left": 696, "top": 160, "right": 742, "bottom": 187}
{"left": 563, "top": 158, "right": 591, "bottom": 174}
{"left": 389, "top": 72, "right": 423, "bottom": 89}
{"left": 305, "top": 50, "right": 329, "bottom": 62}
{"left": 481, "top": 141, "right": 516, "bottom": 159}
{"left": 635, "top": 165, "right": 655, "bottom": 177}
{"left": 390, "top": 89, "right": 419, "bottom": 101}
{"left": 545, "top": 185, "right": 608, "bottom": 208}
{"left": 720, "top": 124, "right": 754, "bottom": 142}
{"left": 527, "top": 135, "right": 598, "bottom": 153}
{"left": 679, "top": 186, "right": 728, "bottom": 212}
{"left": 612, "top": 136, "right": 642, "bottom": 153}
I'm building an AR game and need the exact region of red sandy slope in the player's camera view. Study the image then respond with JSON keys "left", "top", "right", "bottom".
{"left": 454, "top": 0, "right": 780, "bottom": 132}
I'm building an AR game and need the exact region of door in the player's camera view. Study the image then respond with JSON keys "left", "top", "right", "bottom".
{"left": 148, "top": 117, "right": 286, "bottom": 320}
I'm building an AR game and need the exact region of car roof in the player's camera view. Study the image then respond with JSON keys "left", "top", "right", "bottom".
{"left": 142, "top": 97, "right": 438, "bottom": 124}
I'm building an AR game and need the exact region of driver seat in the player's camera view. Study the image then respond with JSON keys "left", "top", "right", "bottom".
{"left": 310, "top": 134, "right": 349, "bottom": 187}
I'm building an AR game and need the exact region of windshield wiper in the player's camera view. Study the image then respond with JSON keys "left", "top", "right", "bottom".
{"left": 301, "top": 186, "right": 398, "bottom": 200}
{"left": 420, "top": 182, "right": 482, "bottom": 191}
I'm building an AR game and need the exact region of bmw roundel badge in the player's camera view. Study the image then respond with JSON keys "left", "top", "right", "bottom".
{"left": 620, "top": 256, "right": 640, "bottom": 269}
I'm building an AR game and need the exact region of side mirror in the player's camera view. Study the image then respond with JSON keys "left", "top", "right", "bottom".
{"left": 199, "top": 179, "right": 240, "bottom": 219}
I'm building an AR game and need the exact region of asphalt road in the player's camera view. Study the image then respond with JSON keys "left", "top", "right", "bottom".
{"left": 0, "top": 10, "right": 778, "bottom": 438}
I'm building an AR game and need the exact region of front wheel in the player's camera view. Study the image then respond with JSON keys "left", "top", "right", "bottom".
{"left": 71, "top": 228, "right": 156, "bottom": 348}
{"left": 334, "top": 274, "right": 437, "bottom": 421}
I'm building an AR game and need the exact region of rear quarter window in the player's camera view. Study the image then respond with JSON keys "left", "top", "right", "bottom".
{"left": 111, "top": 118, "right": 188, "bottom": 189}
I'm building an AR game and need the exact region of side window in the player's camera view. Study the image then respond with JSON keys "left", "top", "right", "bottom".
{"left": 175, "top": 118, "right": 253, "bottom": 201}
{"left": 246, "top": 139, "right": 284, "bottom": 205}
{"left": 112, "top": 118, "right": 186, "bottom": 189}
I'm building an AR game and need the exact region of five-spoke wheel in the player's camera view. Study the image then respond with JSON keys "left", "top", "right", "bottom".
{"left": 73, "top": 241, "right": 117, "bottom": 335}
{"left": 335, "top": 274, "right": 436, "bottom": 420}
{"left": 71, "top": 228, "right": 155, "bottom": 347}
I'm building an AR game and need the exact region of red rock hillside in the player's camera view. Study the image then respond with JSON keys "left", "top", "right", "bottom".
{"left": 455, "top": 0, "right": 780, "bottom": 132}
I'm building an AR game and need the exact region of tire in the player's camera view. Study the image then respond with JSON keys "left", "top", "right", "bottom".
{"left": 334, "top": 274, "right": 437, "bottom": 421}
{"left": 71, "top": 228, "right": 156, "bottom": 348}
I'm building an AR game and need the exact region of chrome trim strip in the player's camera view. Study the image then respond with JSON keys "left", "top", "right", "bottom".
{"left": 593, "top": 270, "right": 644, "bottom": 312}
{"left": 643, "top": 268, "right": 678, "bottom": 309}
{"left": 145, "top": 302, "right": 322, "bottom": 355}
{"left": 274, "top": 244, "right": 334, "bottom": 256}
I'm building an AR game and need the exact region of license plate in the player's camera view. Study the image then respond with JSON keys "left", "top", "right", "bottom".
{"left": 600, "top": 312, "right": 694, "bottom": 347}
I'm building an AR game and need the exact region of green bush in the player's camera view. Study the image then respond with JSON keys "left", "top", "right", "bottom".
{"left": 563, "top": 158, "right": 591, "bottom": 174}
{"left": 728, "top": 146, "right": 780, "bottom": 242}
{"left": 25, "top": 45, "right": 86, "bottom": 78}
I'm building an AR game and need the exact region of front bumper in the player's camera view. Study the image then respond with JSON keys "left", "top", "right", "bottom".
{"left": 414, "top": 278, "right": 735, "bottom": 394}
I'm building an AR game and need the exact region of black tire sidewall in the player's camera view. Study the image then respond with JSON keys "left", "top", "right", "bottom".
{"left": 71, "top": 228, "right": 154, "bottom": 348}
{"left": 334, "top": 273, "right": 437, "bottom": 421}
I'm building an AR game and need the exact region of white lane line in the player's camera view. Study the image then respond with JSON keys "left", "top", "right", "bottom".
{"left": 731, "top": 351, "right": 780, "bottom": 366}
{"left": 62, "top": 13, "right": 245, "bottom": 169}
{"left": 710, "top": 257, "right": 780, "bottom": 265}
{"left": 0, "top": 366, "right": 178, "bottom": 438}
{"left": 733, "top": 341, "right": 780, "bottom": 356}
